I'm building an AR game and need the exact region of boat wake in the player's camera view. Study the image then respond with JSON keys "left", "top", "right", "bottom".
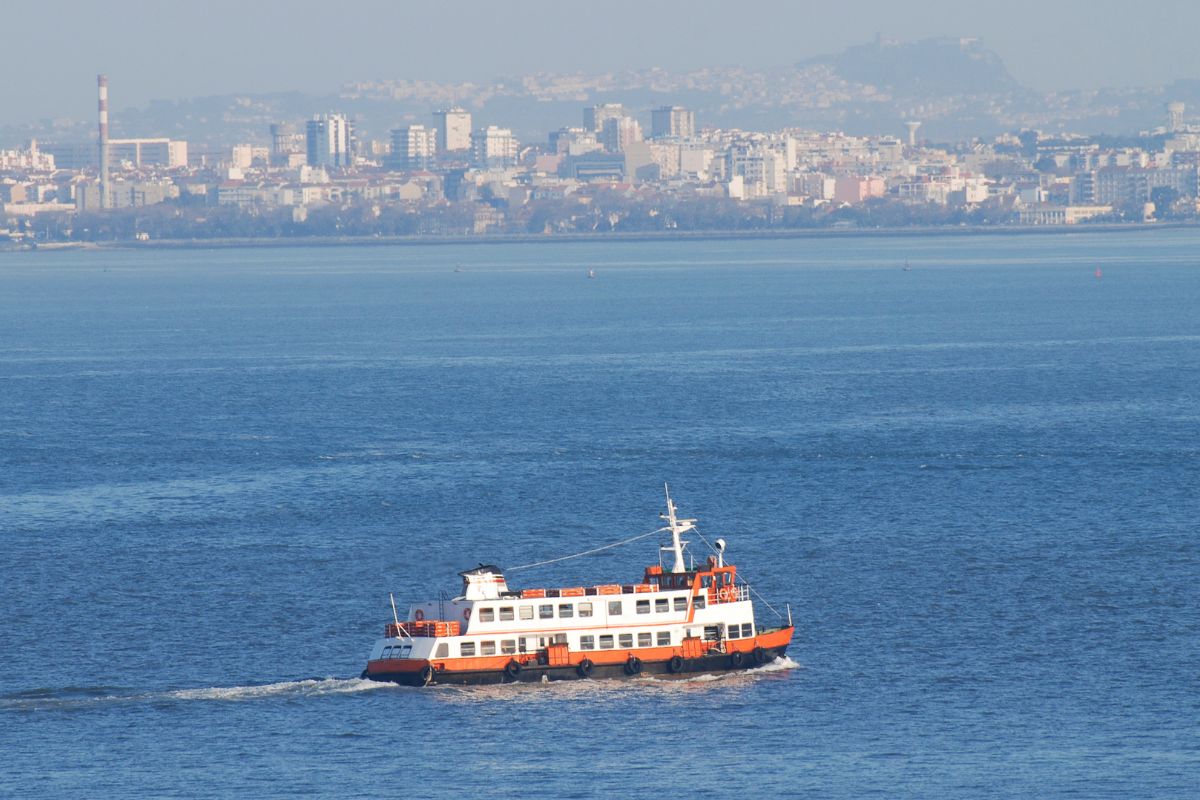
{"left": 0, "top": 677, "right": 396, "bottom": 712}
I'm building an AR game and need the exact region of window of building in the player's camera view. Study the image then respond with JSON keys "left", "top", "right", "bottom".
{"left": 480, "top": 641, "right": 496, "bottom": 656}
{"left": 674, "top": 597, "right": 687, "bottom": 612}
{"left": 728, "top": 626, "right": 741, "bottom": 639}
{"left": 655, "top": 598, "right": 669, "bottom": 613}
{"left": 742, "top": 623, "right": 753, "bottom": 637}
{"left": 636, "top": 599, "right": 651, "bottom": 614}
{"left": 578, "top": 602, "right": 593, "bottom": 618}
{"left": 599, "top": 634, "right": 614, "bottom": 649}
{"left": 657, "top": 631, "right": 671, "bottom": 646}
{"left": 460, "top": 642, "right": 476, "bottom": 657}
{"left": 519, "top": 605, "right": 534, "bottom": 620}
{"left": 618, "top": 633, "right": 634, "bottom": 648}
{"left": 558, "top": 603, "right": 574, "bottom": 618}
{"left": 478, "top": 607, "right": 495, "bottom": 622}
{"left": 501, "top": 639, "right": 517, "bottom": 655}
{"left": 539, "top": 604, "right": 554, "bottom": 619}
{"left": 435, "top": 643, "right": 449, "bottom": 658}
{"left": 694, "top": 595, "right": 706, "bottom": 610}
{"left": 499, "top": 606, "right": 514, "bottom": 621}
{"left": 637, "top": 632, "right": 652, "bottom": 647}
{"left": 580, "top": 635, "right": 595, "bottom": 650}
{"left": 608, "top": 601, "right": 622, "bottom": 616}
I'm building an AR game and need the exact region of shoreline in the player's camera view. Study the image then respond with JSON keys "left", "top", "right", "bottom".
{"left": 5, "top": 220, "right": 1198, "bottom": 253}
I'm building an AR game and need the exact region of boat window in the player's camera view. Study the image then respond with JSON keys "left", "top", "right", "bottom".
{"left": 694, "top": 595, "right": 706, "bottom": 610}
{"left": 460, "top": 642, "right": 476, "bottom": 657}
{"left": 655, "top": 598, "right": 669, "bottom": 613}
{"left": 501, "top": 639, "right": 517, "bottom": 655}
{"left": 480, "top": 641, "right": 496, "bottom": 656}
{"left": 578, "top": 602, "right": 593, "bottom": 618}
{"left": 580, "top": 635, "right": 595, "bottom": 650}
{"left": 381, "top": 646, "right": 393, "bottom": 659}
{"left": 499, "top": 606, "right": 514, "bottom": 621}
{"left": 607, "top": 601, "right": 622, "bottom": 616}
{"left": 724, "top": 573, "right": 733, "bottom": 585}
{"left": 674, "top": 597, "right": 687, "bottom": 612}
{"left": 539, "top": 604, "right": 554, "bottom": 619}
{"left": 599, "top": 635, "right": 614, "bottom": 649}
{"left": 637, "top": 632, "right": 652, "bottom": 647}
{"left": 558, "top": 603, "right": 574, "bottom": 618}
{"left": 636, "top": 599, "right": 650, "bottom": 614}
{"left": 519, "top": 605, "right": 534, "bottom": 620}
{"left": 701, "top": 575, "right": 712, "bottom": 588}
{"left": 400, "top": 645, "right": 412, "bottom": 658}
{"left": 703, "top": 626, "right": 720, "bottom": 641}
{"left": 478, "top": 607, "right": 495, "bottom": 623}
{"left": 657, "top": 631, "right": 671, "bottom": 646}
{"left": 554, "top": 633, "right": 568, "bottom": 644}
{"left": 435, "top": 643, "right": 449, "bottom": 658}
{"left": 742, "top": 623, "right": 753, "bottom": 637}
{"left": 728, "top": 626, "right": 740, "bottom": 639}
{"left": 618, "top": 633, "right": 633, "bottom": 648}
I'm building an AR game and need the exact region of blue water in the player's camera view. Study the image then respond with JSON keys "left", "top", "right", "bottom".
{"left": 2, "top": 231, "right": 1198, "bottom": 797}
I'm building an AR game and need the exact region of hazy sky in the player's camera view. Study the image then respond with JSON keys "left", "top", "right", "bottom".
{"left": 5, "top": 0, "right": 1199, "bottom": 125}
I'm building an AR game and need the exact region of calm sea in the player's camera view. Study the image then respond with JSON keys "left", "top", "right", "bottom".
{"left": 2, "top": 231, "right": 1198, "bottom": 797}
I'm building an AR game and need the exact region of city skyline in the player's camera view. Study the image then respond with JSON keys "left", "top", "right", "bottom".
{"left": 4, "top": 0, "right": 1200, "bottom": 127}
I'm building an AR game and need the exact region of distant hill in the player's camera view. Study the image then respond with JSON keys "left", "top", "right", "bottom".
{"left": 806, "top": 36, "right": 1023, "bottom": 97}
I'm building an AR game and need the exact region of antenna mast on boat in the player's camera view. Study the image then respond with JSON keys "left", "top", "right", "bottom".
{"left": 660, "top": 483, "right": 696, "bottom": 574}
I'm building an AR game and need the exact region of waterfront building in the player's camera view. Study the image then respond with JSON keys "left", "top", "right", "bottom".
{"left": 471, "top": 126, "right": 519, "bottom": 168}
{"left": 433, "top": 107, "right": 472, "bottom": 153}
{"left": 389, "top": 125, "right": 436, "bottom": 170}
{"left": 306, "top": 114, "right": 355, "bottom": 169}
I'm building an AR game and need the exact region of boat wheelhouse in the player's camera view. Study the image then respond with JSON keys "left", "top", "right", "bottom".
{"left": 362, "top": 489, "right": 794, "bottom": 686}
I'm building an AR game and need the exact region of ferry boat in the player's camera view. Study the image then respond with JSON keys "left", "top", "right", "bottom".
{"left": 362, "top": 489, "right": 795, "bottom": 686}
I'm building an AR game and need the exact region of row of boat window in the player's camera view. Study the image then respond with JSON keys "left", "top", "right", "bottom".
{"left": 474, "top": 596, "right": 700, "bottom": 624}
{"left": 382, "top": 622, "right": 757, "bottom": 661}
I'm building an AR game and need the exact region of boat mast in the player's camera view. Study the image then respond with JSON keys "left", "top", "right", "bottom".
{"left": 660, "top": 483, "right": 696, "bottom": 574}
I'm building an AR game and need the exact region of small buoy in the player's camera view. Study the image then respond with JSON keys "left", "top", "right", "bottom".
{"left": 1095, "top": 267, "right": 1102, "bottom": 279}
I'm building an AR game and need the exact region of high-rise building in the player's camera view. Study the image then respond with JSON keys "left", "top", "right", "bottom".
{"left": 583, "top": 103, "right": 627, "bottom": 133}
{"left": 306, "top": 114, "right": 355, "bottom": 168}
{"left": 270, "top": 123, "right": 305, "bottom": 165}
{"left": 600, "top": 116, "right": 643, "bottom": 153}
{"left": 389, "top": 125, "right": 436, "bottom": 170}
{"left": 471, "top": 126, "right": 519, "bottom": 168}
{"left": 651, "top": 106, "right": 695, "bottom": 139}
{"left": 433, "top": 107, "right": 472, "bottom": 153}
{"left": 1167, "top": 102, "right": 1186, "bottom": 133}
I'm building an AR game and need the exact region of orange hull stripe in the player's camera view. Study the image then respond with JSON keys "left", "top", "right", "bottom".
{"left": 366, "top": 628, "right": 793, "bottom": 675}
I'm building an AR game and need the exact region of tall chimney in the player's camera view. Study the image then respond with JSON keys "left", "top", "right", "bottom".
{"left": 98, "top": 74, "right": 110, "bottom": 209}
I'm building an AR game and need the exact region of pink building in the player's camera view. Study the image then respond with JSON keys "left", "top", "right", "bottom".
{"left": 833, "top": 176, "right": 886, "bottom": 204}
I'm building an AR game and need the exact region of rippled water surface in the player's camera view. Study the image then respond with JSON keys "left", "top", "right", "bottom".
{"left": 2, "top": 232, "right": 1198, "bottom": 797}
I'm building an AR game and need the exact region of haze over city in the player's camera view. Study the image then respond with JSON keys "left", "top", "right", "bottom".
{"left": 5, "top": 0, "right": 1200, "bottom": 125}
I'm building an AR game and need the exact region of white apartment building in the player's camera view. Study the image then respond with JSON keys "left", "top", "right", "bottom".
{"left": 434, "top": 107, "right": 472, "bottom": 153}
{"left": 472, "top": 126, "right": 519, "bottom": 168}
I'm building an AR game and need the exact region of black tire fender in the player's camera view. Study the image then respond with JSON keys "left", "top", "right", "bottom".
{"left": 625, "top": 656, "right": 643, "bottom": 675}
{"left": 668, "top": 655, "right": 684, "bottom": 673}
{"left": 419, "top": 665, "right": 435, "bottom": 686}
{"left": 504, "top": 660, "right": 522, "bottom": 680}
{"left": 577, "top": 658, "right": 594, "bottom": 678}
{"left": 752, "top": 646, "right": 768, "bottom": 665}
{"left": 729, "top": 651, "right": 745, "bottom": 669}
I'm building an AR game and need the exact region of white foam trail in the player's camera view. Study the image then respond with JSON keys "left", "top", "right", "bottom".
{"left": 1, "top": 678, "right": 398, "bottom": 712}
{"left": 160, "top": 677, "right": 394, "bottom": 702}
